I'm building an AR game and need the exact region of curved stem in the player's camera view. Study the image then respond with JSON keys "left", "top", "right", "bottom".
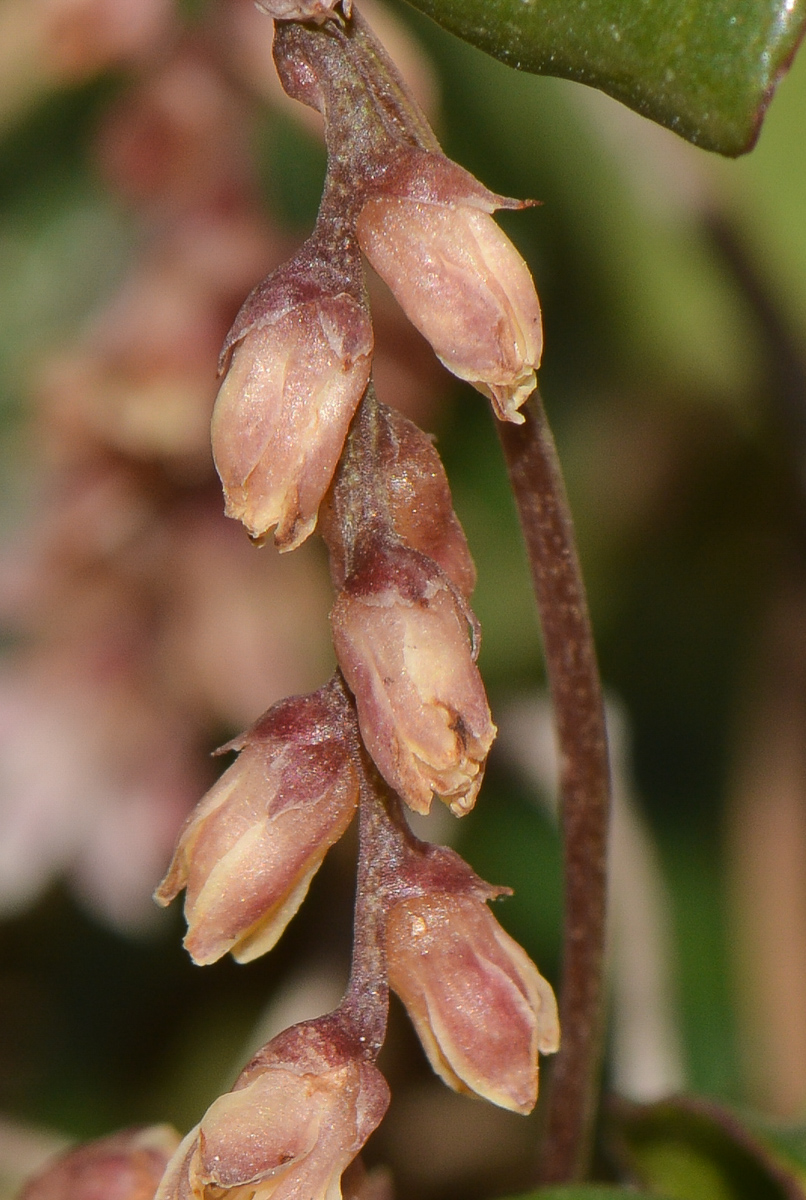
{"left": 497, "top": 390, "right": 610, "bottom": 1182}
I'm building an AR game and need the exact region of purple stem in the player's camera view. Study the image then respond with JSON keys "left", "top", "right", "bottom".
{"left": 339, "top": 762, "right": 394, "bottom": 1059}
{"left": 498, "top": 391, "right": 610, "bottom": 1182}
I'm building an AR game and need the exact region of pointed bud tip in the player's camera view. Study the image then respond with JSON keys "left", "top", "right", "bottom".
{"left": 332, "top": 543, "right": 495, "bottom": 817}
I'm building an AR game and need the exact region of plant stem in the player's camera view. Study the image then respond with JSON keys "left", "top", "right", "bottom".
{"left": 497, "top": 390, "right": 610, "bottom": 1182}
{"left": 339, "top": 762, "right": 394, "bottom": 1060}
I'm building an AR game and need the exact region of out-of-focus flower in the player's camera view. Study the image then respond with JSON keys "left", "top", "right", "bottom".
{"left": 155, "top": 680, "right": 359, "bottom": 965}
{"left": 36, "top": 0, "right": 173, "bottom": 80}
{"left": 385, "top": 891, "right": 559, "bottom": 1114}
{"left": 0, "top": 646, "right": 201, "bottom": 930}
{"left": 212, "top": 293, "right": 372, "bottom": 548}
{"left": 341, "top": 1161, "right": 394, "bottom": 1200}
{"left": 155, "top": 1019, "right": 389, "bottom": 1200}
{"left": 19, "top": 1125, "right": 181, "bottom": 1200}
{"left": 39, "top": 46, "right": 282, "bottom": 473}
{"left": 40, "top": 214, "right": 278, "bottom": 473}
{"left": 331, "top": 537, "right": 495, "bottom": 816}
{"left": 95, "top": 50, "right": 256, "bottom": 216}
{"left": 155, "top": 497, "right": 332, "bottom": 730}
{"left": 0, "top": 456, "right": 331, "bottom": 929}
{"left": 357, "top": 194, "right": 542, "bottom": 423}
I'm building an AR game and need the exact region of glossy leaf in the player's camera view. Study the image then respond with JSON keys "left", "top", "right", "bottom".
{"left": 401, "top": 0, "right": 806, "bottom": 155}
{"left": 612, "top": 1096, "right": 806, "bottom": 1200}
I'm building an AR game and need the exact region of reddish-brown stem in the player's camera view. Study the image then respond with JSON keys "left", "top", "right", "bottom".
{"left": 498, "top": 391, "right": 610, "bottom": 1182}
{"left": 339, "top": 756, "right": 395, "bottom": 1059}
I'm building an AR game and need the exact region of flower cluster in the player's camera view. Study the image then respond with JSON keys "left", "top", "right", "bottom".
{"left": 212, "top": 9, "right": 543, "bottom": 552}
{"left": 14, "top": 4, "right": 557, "bottom": 1199}
{"left": 156, "top": 3, "right": 556, "bottom": 1195}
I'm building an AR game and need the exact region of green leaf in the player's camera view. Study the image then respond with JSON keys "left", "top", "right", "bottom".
{"left": 401, "top": 0, "right": 806, "bottom": 155}
{"left": 612, "top": 1096, "right": 806, "bottom": 1200}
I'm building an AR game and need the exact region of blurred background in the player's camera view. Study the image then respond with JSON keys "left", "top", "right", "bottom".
{"left": 1, "top": 1, "right": 806, "bottom": 1196}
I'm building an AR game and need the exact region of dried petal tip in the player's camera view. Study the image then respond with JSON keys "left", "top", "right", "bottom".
{"left": 154, "top": 681, "right": 359, "bottom": 965}
{"left": 19, "top": 1125, "right": 181, "bottom": 1200}
{"left": 331, "top": 538, "right": 495, "bottom": 816}
{"left": 155, "top": 1020, "right": 389, "bottom": 1200}
{"left": 256, "top": 0, "right": 350, "bottom": 21}
{"left": 212, "top": 295, "right": 372, "bottom": 550}
{"left": 357, "top": 196, "right": 542, "bottom": 423}
{"left": 386, "top": 892, "right": 559, "bottom": 1114}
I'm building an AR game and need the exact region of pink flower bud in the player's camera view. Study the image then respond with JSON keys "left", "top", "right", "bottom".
{"left": 19, "top": 1125, "right": 181, "bottom": 1200}
{"left": 321, "top": 403, "right": 476, "bottom": 600}
{"left": 357, "top": 195, "right": 542, "bottom": 423}
{"left": 379, "top": 407, "right": 476, "bottom": 599}
{"left": 154, "top": 682, "right": 359, "bottom": 965}
{"left": 385, "top": 892, "right": 559, "bottom": 1114}
{"left": 212, "top": 294, "right": 372, "bottom": 549}
{"left": 155, "top": 1020, "right": 389, "bottom": 1200}
{"left": 331, "top": 538, "right": 495, "bottom": 816}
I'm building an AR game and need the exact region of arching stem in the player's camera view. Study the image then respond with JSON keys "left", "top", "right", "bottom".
{"left": 498, "top": 390, "right": 611, "bottom": 1182}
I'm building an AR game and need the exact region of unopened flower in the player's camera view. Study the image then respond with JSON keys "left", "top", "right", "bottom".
{"left": 321, "top": 403, "right": 476, "bottom": 600}
{"left": 155, "top": 1019, "right": 389, "bottom": 1200}
{"left": 385, "top": 891, "right": 559, "bottom": 1113}
{"left": 19, "top": 1125, "right": 181, "bottom": 1200}
{"left": 212, "top": 293, "right": 372, "bottom": 549}
{"left": 154, "top": 681, "right": 359, "bottom": 965}
{"left": 378, "top": 406, "right": 476, "bottom": 599}
{"left": 331, "top": 537, "right": 495, "bottom": 816}
{"left": 357, "top": 194, "right": 542, "bottom": 423}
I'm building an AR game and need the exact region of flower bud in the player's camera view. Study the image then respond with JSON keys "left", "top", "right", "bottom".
{"left": 331, "top": 538, "right": 495, "bottom": 816}
{"left": 321, "top": 403, "right": 476, "bottom": 600}
{"left": 385, "top": 892, "right": 559, "bottom": 1114}
{"left": 212, "top": 292, "right": 372, "bottom": 550}
{"left": 155, "top": 1019, "right": 389, "bottom": 1200}
{"left": 19, "top": 1125, "right": 181, "bottom": 1200}
{"left": 154, "top": 681, "right": 359, "bottom": 965}
{"left": 374, "top": 405, "right": 477, "bottom": 599}
{"left": 357, "top": 195, "right": 542, "bottom": 423}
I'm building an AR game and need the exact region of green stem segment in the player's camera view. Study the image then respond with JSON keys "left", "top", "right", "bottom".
{"left": 497, "top": 391, "right": 610, "bottom": 1182}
